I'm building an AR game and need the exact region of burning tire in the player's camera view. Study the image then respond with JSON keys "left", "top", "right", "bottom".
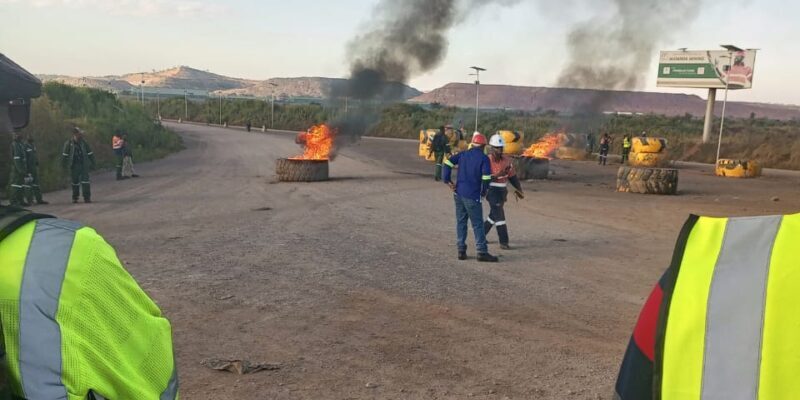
{"left": 514, "top": 156, "right": 550, "bottom": 180}
{"left": 275, "top": 158, "right": 329, "bottom": 182}
{"left": 617, "top": 166, "right": 678, "bottom": 195}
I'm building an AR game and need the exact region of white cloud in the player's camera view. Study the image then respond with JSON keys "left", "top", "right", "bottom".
{"left": 0, "top": 0, "right": 227, "bottom": 18}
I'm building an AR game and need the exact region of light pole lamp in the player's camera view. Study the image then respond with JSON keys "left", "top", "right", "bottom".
{"left": 269, "top": 82, "right": 278, "bottom": 129}
{"left": 716, "top": 44, "right": 744, "bottom": 164}
{"left": 469, "top": 66, "right": 486, "bottom": 133}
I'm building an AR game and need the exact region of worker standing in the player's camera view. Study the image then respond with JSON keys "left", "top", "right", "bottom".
{"left": 112, "top": 130, "right": 126, "bottom": 180}
{"left": 598, "top": 133, "right": 611, "bottom": 166}
{"left": 8, "top": 131, "right": 28, "bottom": 207}
{"left": 621, "top": 134, "right": 632, "bottom": 165}
{"left": 121, "top": 133, "right": 140, "bottom": 178}
{"left": 62, "top": 127, "right": 95, "bottom": 203}
{"left": 443, "top": 132, "right": 498, "bottom": 262}
{"left": 23, "top": 135, "right": 47, "bottom": 205}
{"left": 484, "top": 134, "right": 525, "bottom": 250}
{"left": 429, "top": 125, "right": 448, "bottom": 181}
{"left": 0, "top": 53, "right": 179, "bottom": 399}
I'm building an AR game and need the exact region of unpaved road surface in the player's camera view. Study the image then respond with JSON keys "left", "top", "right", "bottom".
{"left": 36, "top": 123, "right": 800, "bottom": 399}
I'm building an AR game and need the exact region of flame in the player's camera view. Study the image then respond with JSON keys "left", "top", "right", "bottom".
{"left": 291, "top": 124, "right": 335, "bottom": 160}
{"left": 522, "top": 132, "right": 569, "bottom": 159}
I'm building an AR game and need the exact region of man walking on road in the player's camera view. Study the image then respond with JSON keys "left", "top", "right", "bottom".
{"left": 429, "top": 125, "right": 448, "bottom": 181}
{"left": 23, "top": 135, "right": 47, "bottom": 204}
{"left": 443, "top": 132, "right": 499, "bottom": 262}
{"left": 9, "top": 131, "right": 28, "bottom": 206}
{"left": 484, "top": 134, "right": 524, "bottom": 250}
{"left": 62, "top": 127, "right": 95, "bottom": 203}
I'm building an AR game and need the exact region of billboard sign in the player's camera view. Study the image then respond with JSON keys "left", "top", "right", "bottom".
{"left": 657, "top": 50, "right": 757, "bottom": 89}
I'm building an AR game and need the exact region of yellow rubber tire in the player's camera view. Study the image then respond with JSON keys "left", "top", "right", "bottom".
{"left": 716, "top": 159, "right": 762, "bottom": 178}
{"left": 629, "top": 152, "right": 667, "bottom": 168}
{"left": 632, "top": 137, "right": 667, "bottom": 153}
{"left": 498, "top": 130, "right": 524, "bottom": 155}
{"left": 418, "top": 129, "right": 437, "bottom": 158}
{"left": 617, "top": 166, "right": 678, "bottom": 195}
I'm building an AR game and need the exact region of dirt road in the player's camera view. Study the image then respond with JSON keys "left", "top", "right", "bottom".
{"left": 35, "top": 123, "right": 800, "bottom": 399}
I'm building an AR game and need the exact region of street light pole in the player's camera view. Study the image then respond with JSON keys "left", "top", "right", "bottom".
{"left": 219, "top": 94, "right": 222, "bottom": 126}
{"left": 470, "top": 66, "right": 486, "bottom": 133}
{"left": 184, "top": 90, "right": 188, "bottom": 120}
{"left": 269, "top": 82, "right": 278, "bottom": 130}
{"left": 140, "top": 73, "right": 145, "bottom": 106}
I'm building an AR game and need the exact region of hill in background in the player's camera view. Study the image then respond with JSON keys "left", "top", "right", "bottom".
{"left": 38, "top": 68, "right": 800, "bottom": 120}
{"left": 410, "top": 83, "right": 800, "bottom": 120}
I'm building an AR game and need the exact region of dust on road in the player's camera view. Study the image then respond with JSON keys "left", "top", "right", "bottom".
{"left": 34, "top": 123, "right": 800, "bottom": 399}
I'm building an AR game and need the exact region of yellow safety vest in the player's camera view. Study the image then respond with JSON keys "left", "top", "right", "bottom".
{"left": 0, "top": 208, "right": 178, "bottom": 399}
{"left": 658, "top": 213, "right": 800, "bottom": 399}
{"left": 623, "top": 137, "right": 631, "bottom": 149}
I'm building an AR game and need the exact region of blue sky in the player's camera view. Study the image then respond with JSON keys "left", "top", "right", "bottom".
{"left": 1, "top": 0, "right": 796, "bottom": 104}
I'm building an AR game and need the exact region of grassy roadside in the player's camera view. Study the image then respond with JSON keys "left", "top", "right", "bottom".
{"left": 6, "top": 83, "right": 183, "bottom": 193}
{"left": 152, "top": 97, "right": 800, "bottom": 170}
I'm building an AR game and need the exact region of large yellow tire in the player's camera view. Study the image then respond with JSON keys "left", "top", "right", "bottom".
{"left": 632, "top": 137, "right": 667, "bottom": 153}
{"left": 498, "top": 130, "right": 524, "bottom": 155}
{"left": 617, "top": 166, "right": 678, "bottom": 195}
{"left": 418, "top": 129, "right": 437, "bottom": 159}
{"left": 716, "top": 159, "right": 762, "bottom": 178}
{"left": 629, "top": 152, "right": 667, "bottom": 168}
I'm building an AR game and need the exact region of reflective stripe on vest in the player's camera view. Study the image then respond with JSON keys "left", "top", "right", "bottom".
{"left": 19, "top": 219, "right": 82, "bottom": 399}
{"left": 660, "top": 214, "right": 799, "bottom": 399}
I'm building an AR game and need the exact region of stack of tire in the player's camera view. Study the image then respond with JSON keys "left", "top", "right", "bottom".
{"left": 617, "top": 166, "right": 678, "bottom": 195}
{"left": 716, "top": 159, "right": 762, "bottom": 178}
{"left": 629, "top": 137, "right": 668, "bottom": 168}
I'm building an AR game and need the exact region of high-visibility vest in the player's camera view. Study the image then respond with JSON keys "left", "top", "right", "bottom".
{"left": 0, "top": 207, "right": 178, "bottom": 400}
{"left": 623, "top": 137, "right": 631, "bottom": 149}
{"left": 616, "top": 213, "right": 800, "bottom": 400}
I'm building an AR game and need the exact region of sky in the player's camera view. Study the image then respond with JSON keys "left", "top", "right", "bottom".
{"left": 1, "top": 0, "right": 797, "bottom": 104}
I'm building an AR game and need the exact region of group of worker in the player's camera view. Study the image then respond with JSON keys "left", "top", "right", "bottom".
{"left": 430, "top": 126, "right": 525, "bottom": 262}
{"left": 112, "top": 130, "right": 140, "bottom": 181}
{"left": 7, "top": 131, "right": 47, "bottom": 206}
{"left": 595, "top": 131, "right": 646, "bottom": 166}
{"left": 6, "top": 127, "right": 144, "bottom": 207}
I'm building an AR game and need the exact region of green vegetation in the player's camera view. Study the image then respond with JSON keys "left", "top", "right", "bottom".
{"left": 17, "top": 83, "right": 183, "bottom": 191}
{"left": 153, "top": 95, "right": 800, "bottom": 170}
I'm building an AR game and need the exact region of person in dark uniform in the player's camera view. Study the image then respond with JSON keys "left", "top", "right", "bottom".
{"left": 429, "top": 126, "right": 448, "bottom": 181}
{"left": 62, "top": 127, "right": 96, "bottom": 203}
{"left": 23, "top": 135, "right": 47, "bottom": 204}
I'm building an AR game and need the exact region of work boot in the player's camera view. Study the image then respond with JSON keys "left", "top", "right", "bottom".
{"left": 500, "top": 244, "right": 511, "bottom": 250}
{"left": 84, "top": 198, "right": 92, "bottom": 204}
{"left": 477, "top": 253, "right": 499, "bottom": 262}
{"left": 458, "top": 251, "right": 467, "bottom": 261}
{"left": 72, "top": 198, "right": 79, "bottom": 204}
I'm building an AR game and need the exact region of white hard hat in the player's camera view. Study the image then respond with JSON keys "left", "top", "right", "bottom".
{"left": 489, "top": 134, "right": 505, "bottom": 148}
{"left": 472, "top": 131, "right": 481, "bottom": 137}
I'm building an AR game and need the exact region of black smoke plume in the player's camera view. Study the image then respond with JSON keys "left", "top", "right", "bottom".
{"left": 341, "top": 0, "right": 520, "bottom": 101}
{"left": 557, "top": 0, "right": 703, "bottom": 91}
